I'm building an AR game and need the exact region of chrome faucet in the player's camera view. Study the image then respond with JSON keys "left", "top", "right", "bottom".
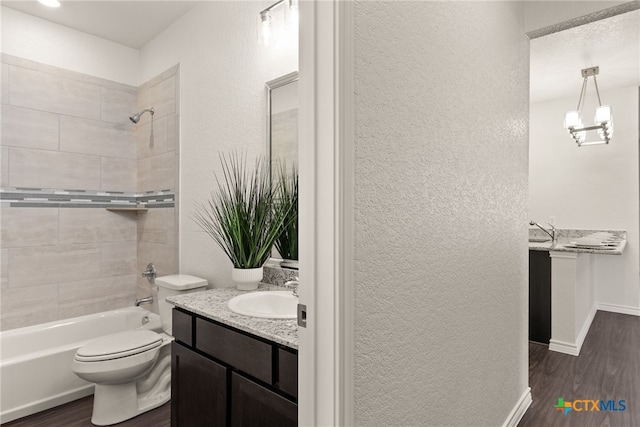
{"left": 529, "top": 221, "right": 557, "bottom": 244}
{"left": 141, "top": 263, "right": 156, "bottom": 284}
{"left": 135, "top": 296, "right": 153, "bottom": 306}
{"left": 284, "top": 277, "right": 299, "bottom": 297}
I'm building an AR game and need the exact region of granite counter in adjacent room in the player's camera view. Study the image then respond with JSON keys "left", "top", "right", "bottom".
{"left": 167, "top": 284, "right": 298, "bottom": 350}
{"left": 528, "top": 228, "right": 627, "bottom": 255}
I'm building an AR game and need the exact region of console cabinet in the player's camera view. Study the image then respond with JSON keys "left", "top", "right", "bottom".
{"left": 171, "top": 308, "right": 298, "bottom": 427}
{"left": 529, "top": 250, "right": 551, "bottom": 344}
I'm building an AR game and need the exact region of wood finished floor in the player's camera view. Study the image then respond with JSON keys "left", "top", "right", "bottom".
{"left": 519, "top": 311, "right": 640, "bottom": 427}
{"left": 1, "top": 396, "right": 170, "bottom": 427}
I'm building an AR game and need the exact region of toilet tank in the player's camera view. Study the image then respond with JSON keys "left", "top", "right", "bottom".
{"left": 155, "top": 274, "right": 207, "bottom": 335}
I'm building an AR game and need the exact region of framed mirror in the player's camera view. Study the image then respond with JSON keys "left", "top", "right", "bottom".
{"left": 266, "top": 71, "right": 299, "bottom": 268}
{"left": 267, "top": 71, "right": 299, "bottom": 180}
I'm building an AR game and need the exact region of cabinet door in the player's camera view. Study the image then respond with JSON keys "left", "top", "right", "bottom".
{"left": 171, "top": 342, "right": 227, "bottom": 427}
{"left": 231, "top": 372, "right": 297, "bottom": 427}
{"left": 529, "top": 250, "right": 551, "bottom": 344}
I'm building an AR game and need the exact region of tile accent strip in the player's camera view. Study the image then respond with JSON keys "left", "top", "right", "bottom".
{"left": 0, "top": 187, "right": 175, "bottom": 209}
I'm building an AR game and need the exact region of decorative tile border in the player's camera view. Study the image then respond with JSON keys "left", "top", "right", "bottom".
{"left": 0, "top": 187, "right": 175, "bottom": 209}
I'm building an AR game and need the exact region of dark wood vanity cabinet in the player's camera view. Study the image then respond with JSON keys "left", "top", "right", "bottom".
{"left": 529, "top": 250, "right": 551, "bottom": 344}
{"left": 171, "top": 308, "right": 298, "bottom": 426}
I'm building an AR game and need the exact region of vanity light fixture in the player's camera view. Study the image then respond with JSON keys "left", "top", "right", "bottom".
{"left": 564, "top": 66, "right": 613, "bottom": 147}
{"left": 38, "top": 0, "right": 60, "bottom": 7}
{"left": 258, "top": 0, "right": 298, "bottom": 47}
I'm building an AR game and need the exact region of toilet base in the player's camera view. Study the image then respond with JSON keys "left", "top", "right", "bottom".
{"left": 90, "top": 350, "right": 172, "bottom": 426}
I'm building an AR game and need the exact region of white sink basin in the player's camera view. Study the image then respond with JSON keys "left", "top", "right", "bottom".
{"left": 227, "top": 291, "right": 297, "bottom": 319}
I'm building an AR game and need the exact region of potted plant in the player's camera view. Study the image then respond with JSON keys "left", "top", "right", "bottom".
{"left": 193, "top": 152, "right": 291, "bottom": 290}
{"left": 273, "top": 162, "right": 298, "bottom": 269}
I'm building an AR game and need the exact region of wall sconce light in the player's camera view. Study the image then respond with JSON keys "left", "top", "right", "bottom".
{"left": 258, "top": 0, "right": 298, "bottom": 47}
{"left": 563, "top": 66, "right": 613, "bottom": 147}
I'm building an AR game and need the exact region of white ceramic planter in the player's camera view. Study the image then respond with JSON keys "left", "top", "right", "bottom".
{"left": 231, "top": 267, "right": 263, "bottom": 291}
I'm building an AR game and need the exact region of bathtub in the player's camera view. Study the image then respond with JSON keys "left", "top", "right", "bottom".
{"left": 0, "top": 307, "right": 161, "bottom": 424}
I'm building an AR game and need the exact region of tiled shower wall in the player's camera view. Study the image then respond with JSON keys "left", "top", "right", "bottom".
{"left": 135, "top": 67, "right": 180, "bottom": 311}
{"left": 0, "top": 54, "right": 179, "bottom": 330}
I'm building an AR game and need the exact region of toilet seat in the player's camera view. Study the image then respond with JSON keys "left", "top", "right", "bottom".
{"left": 75, "top": 330, "right": 162, "bottom": 362}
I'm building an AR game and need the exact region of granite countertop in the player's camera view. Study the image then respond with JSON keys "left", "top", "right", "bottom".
{"left": 167, "top": 284, "right": 298, "bottom": 350}
{"left": 528, "top": 228, "right": 627, "bottom": 255}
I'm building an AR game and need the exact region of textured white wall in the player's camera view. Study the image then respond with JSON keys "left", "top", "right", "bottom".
{"left": 529, "top": 87, "right": 640, "bottom": 310}
{"left": 139, "top": 2, "right": 297, "bottom": 287}
{"left": 0, "top": 7, "right": 139, "bottom": 86}
{"left": 352, "top": 2, "right": 530, "bottom": 425}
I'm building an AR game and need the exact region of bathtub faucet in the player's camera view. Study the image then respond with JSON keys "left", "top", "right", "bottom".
{"left": 135, "top": 296, "right": 153, "bottom": 307}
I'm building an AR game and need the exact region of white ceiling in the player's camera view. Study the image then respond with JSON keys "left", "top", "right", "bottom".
{"left": 1, "top": 1, "right": 198, "bottom": 49}
{"left": 530, "top": 9, "right": 640, "bottom": 104}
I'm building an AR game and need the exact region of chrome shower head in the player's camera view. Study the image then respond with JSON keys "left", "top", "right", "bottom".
{"left": 129, "top": 107, "right": 154, "bottom": 124}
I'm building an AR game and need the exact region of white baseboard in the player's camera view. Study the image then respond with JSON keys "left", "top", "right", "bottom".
{"left": 596, "top": 303, "right": 640, "bottom": 316}
{"left": 502, "top": 387, "right": 532, "bottom": 427}
{"left": 549, "top": 305, "right": 597, "bottom": 356}
{"left": 575, "top": 305, "right": 597, "bottom": 353}
{"left": 549, "top": 338, "right": 580, "bottom": 356}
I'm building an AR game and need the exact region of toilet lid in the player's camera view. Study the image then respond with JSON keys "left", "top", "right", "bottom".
{"left": 75, "top": 330, "right": 162, "bottom": 362}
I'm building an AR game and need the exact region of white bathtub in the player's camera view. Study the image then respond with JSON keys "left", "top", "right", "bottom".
{"left": 0, "top": 307, "right": 161, "bottom": 424}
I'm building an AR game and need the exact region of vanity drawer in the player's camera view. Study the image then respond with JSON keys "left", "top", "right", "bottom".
{"left": 196, "top": 318, "right": 272, "bottom": 384}
{"left": 172, "top": 309, "right": 193, "bottom": 347}
{"left": 277, "top": 348, "right": 298, "bottom": 398}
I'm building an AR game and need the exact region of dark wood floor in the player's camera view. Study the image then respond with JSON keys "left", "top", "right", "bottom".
{"left": 519, "top": 311, "right": 640, "bottom": 427}
{"left": 1, "top": 396, "right": 170, "bottom": 427}
{"left": 3, "top": 311, "right": 638, "bottom": 426}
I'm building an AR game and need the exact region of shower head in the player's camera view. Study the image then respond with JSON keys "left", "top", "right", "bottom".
{"left": 129, "top": 108, "right": 154, "bottom": 124}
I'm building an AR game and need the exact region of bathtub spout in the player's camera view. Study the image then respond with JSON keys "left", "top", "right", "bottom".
{"left": 135, "top": 296, "right": 153, "bottom": 307}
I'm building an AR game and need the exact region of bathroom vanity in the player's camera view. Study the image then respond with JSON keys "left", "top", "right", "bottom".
{"left": 167, "top": 286, "right": 298, "bottom": 427}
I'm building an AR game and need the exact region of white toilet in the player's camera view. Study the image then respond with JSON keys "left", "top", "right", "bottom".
{"left": 72, "top": 274, "right": 207, "bottom": 426}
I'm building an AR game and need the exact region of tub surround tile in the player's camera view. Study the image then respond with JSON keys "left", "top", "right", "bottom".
{"left": 101, "top": 157, "right": 137, "bottom": 192}
{"left": 0, "top": 57, "right": 180, "bottom": 331}
{"left": 167, "top": 285, "right": 298, "bottom": 349}
{"left": 136, "top": 75, "right": 176, "bottom": 125}
{"left": 1, "top": 249, "right": 8, "bottom": 289}
{"left": 35, "top": 62, "right": 85, "bottom": 82}
{"left": 83, "top": 74, "right": 137, "bottom": 93}
{"left": 137, "top": 151, "right": 176, "bottom": 192}
{"left": 136, "top": 114, "right": 169, "bottom": 159}
{"left": 1, "top": 105, "right": 59, "bottom": 150}
{"left": 1, "top": 147, "right": 8, "bottom": 187}
{"left": 0, "top": 208, "right": 59, "bottom": 247}
{"left": 167, "top": 113, "right": 178, "bottom": 153}
{"left": 59, "top": 116, "right": 136, "bottom": 159}
{"left": 1, "top": 54, "right": 39, "bottom": 70}
{"left": 101, "top": 86, "right": 137, "bottom": 124}
{"left": 59, "top": 209, "right": 137, "bottom": 244}
{"left": 137, "top": 242, "right": 178, "bottom": 277}
{"left": 137, "top": 208, "right": 175, "bottom": 245}
{"left": 9, "top": 66, "right": 101, "bottom": 120}
{"left": 8, "top": 244, "right": 101, "bottom": 287}
{"left": 8, "top": 148, "right": 101, "bottom": 190}
{"left": 58, "top": 275, "right": 137, "bottom": 318}
{"left": 101, "top": 242, "right": 137, "bottom": 276}
{"left": 0, "top": 284, "right": 59, "bottom": 330}
{"left": 1, "top": 63, "right": 8, "bottom": 104}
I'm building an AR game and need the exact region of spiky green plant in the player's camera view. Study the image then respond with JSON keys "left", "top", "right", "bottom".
{"left": 193, "top": 152, "right": 290, "bottom": 269}
{"left": 273, "top": 162, "right": 298, "bottom": 261}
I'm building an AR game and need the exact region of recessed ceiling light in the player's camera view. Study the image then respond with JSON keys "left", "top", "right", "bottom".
{"left": 38, "top": 0, "right": 61, "bottom": 8}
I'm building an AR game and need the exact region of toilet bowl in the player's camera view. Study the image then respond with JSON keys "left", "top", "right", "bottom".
{"left": 71, "top": 275, "right": 207, "bottom": 426}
